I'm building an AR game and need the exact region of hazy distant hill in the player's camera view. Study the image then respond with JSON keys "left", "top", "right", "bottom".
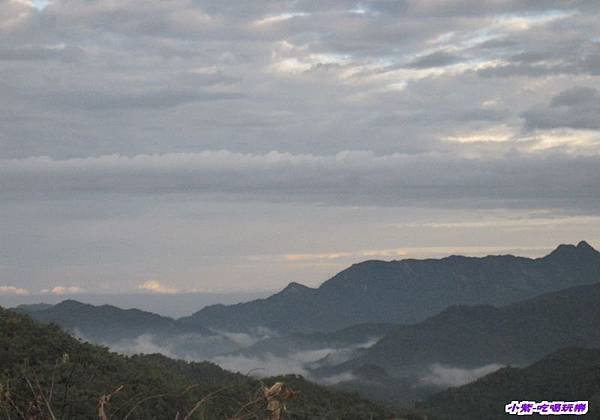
{"left": 16, "top": 299, "right": 257, "bottom": 360}
{"left": 14, "top": 302, "right": 54, "bottom": 312}
{"left": 0, "top": 306, "right": 406, "bottom": 419}
{"left": 423, "top": 347, "right": 600, "bottom": 420}
{"left": 17, "top": 299, "right": 211, "bottom": 342}
{"left": 180, "top": 241, "right": 600, "bottom": 333}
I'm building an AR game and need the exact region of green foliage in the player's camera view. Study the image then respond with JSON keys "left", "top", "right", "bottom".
{"left": 0, "top": 307, "right": 400, "bottom": 419}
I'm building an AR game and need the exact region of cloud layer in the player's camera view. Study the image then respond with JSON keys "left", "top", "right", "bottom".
{"left": 1, "top": 0, "right": 599, "bottom": 294}
{"left": 0, "top": 285, "right": 29, "bottom": 295}
{"left": 2, "top": 150, "right": 599, "bottom": 210}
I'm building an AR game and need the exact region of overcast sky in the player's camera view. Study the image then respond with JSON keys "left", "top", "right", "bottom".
{"left": 1, "top": 0, "right": 599, "bottom": 299}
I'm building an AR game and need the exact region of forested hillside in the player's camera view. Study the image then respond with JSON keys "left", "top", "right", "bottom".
{"left": 423, "top": 347, "right": 600, "bottom": 420}
{"left": 0, "top": 307, "right": 414, "bottom": 419}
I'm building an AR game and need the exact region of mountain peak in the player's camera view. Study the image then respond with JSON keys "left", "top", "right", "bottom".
{"left": 280, "top": 282, "right": 311, "bottom": 293}
{"left": 577, "top": 240, "right": 597, "bottom": 252}
{"left": 55, "top": 299, "right": 88, "bottom": 308}
{"left": 546, "top": 241, "right": 598, "bottom": 261}
{"left": 272, "top": 282, "right": 315, "bottom": 300}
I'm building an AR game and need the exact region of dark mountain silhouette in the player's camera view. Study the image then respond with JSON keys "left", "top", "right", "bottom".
{"left": 323, "top": 280, "right": 600, "bottom": 379}
{"left": 180, "top": 241, "right": 600, "bottom": 333}
{"left": 423, "top": 347, "right": 600, "bottom": 420}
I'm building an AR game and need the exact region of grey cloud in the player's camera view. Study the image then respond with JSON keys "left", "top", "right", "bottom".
{"left": 195, "top": 0, "right": 600, "bottom": 19}
{"left": 475, "top": 38, "right": 519, "bottom": 50}
{"left": 582, "top": 53, "right": 600, "bottom": 75}
{"left": 476, "top": 45, "right": 600, "bottom": 78}
{"left": 406, "top": 51, "right": 464, "bottom": 69}
{"left": 476, "top": 45, "right": 589, "bottom": 78}
{"left": 373, "top": 106, "right": 509, "bottom": 126}
{"left": 522, "top": 86, "right": 600, "bottom": 130}
{"left": 451, "top": 107, "right": 509, "bottom": 122}
{"left": 476, "top": 31, "right": 600, "bottom": 79}
{"left": 551, "top": 86, "right": 599, "bottom": 107}
{"left": 196, "top": 0, "right": 409, "bottom": 18}
{"left": 2, "top": 151, "right": 599, "bottom": 211}
{"left": 0, "top": 45, "right": 84, "bottom": 62}
{"left": 477, "top": 62, "right": 573, "bottom": 78}
{"left": 39, "top": 89, "right": 243, "bottom": 110}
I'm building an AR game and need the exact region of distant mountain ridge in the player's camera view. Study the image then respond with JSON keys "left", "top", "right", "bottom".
{"left": 180, "top": 241, "right": 600, "bottom": 333}
{"left": 17, "top": 299, "right": 254, "bottom": 360}
{"left": 18, "top": 299, "right": 211, "bottom": 342}
{"left": 330, "top": 280, "right": 600, "bottom": 378}
{"left": 14, "top": 302, "right": 53, "bottom": 312}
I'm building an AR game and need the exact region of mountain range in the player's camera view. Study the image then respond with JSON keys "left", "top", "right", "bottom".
{"left": 16, "top": 299, "right": 243, "bottom": 359}
{"left": 180, "top": 241, "right": 600, "bottom": 333}
{"left": 8, "top": 294, "right": 600, "bottom": 419}
{"left": 333, "top": 280, "right": 600, "bottom": 377}
{"left": 14, "top": 241, "right": 600, "bottom": 413}
{"left": 16, "top": 299, "right": 211, "bottom": 342}
{"left": 21, "top": 241, "right": 600, "bottom": 338}
{"left": 6, "top": 301, "right": 600, "bottom": 419}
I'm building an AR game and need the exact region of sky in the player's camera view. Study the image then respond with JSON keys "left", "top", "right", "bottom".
{"left": 1, "top": 0, "right": 600, "bottom": 301}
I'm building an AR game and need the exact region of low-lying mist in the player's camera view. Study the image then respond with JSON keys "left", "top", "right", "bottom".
{"left": 418, "top": 363, "right": 505, "bottom": 388}
{"left": 74, "top": 327, "right": 503, "bottom": 395}
{"left": 74, "top": 328, "right": 272, "bottom": 361}
{"left": 81, "top": 327, "right": 380, "bottom": 386}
